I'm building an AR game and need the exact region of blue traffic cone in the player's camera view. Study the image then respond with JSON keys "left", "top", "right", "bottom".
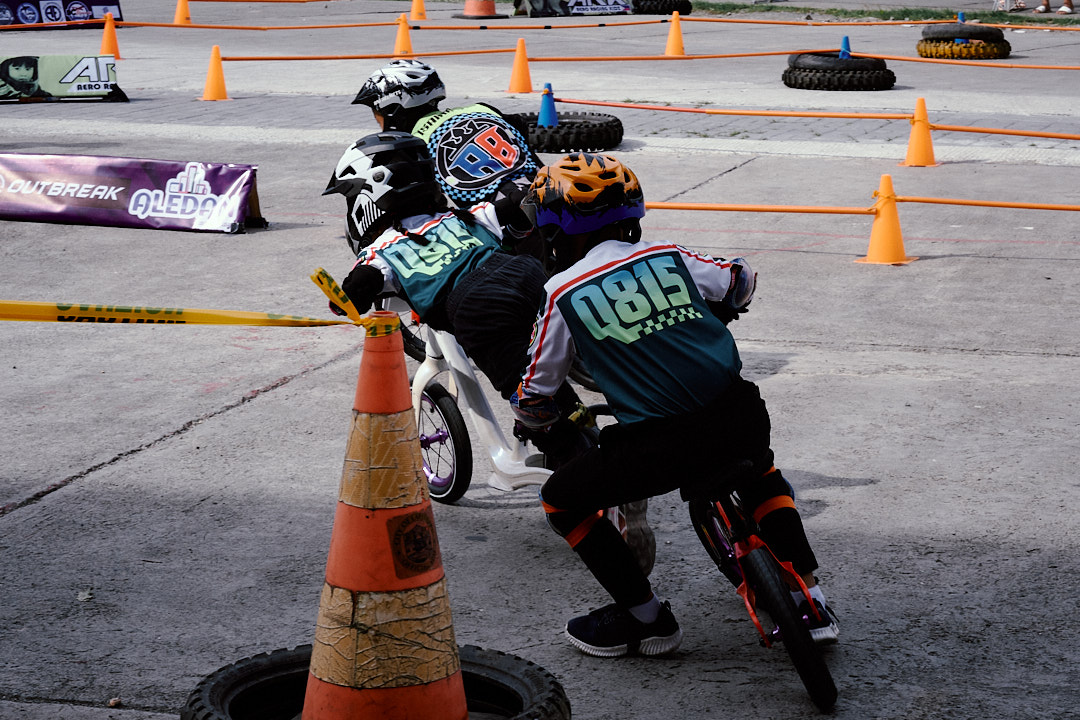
{"left": 958, "top": 11, "right": 966, "bottom": 21}
{"left": 538, "top": 82, "right": 558, "bottom": 128}
{"left": 839, "top": 36, "right": 852, "bottom": 59}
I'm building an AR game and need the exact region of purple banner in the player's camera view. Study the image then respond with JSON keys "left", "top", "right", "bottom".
{"left": 0, "top": 153, "right": 265, "bottom": 233}
{"left": 0, "top": 0, "right": 122, "bottom": 27}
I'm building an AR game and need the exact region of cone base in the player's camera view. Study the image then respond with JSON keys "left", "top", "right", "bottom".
{"left": 855, "top": 255, "right": 917, "bottom": 265}
{"left": 898, "top": 160, "right": 940, "bottom": 168}
{"left": 452, "top": 12, "right": 507, "bottom": 17}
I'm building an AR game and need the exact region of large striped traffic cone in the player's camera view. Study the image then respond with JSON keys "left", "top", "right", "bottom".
{"left": 301, "top": 312, "right": 467, "bottom": 720}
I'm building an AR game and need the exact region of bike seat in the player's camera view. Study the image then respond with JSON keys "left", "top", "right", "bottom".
{"left": 679, "top": 459, "right": 757, "bottom": 502}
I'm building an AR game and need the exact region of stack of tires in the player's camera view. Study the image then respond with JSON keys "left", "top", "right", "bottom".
{"left": 916, "top": 23, "right": 1011, "bottom": 59}
{"left": 782, "top": 52, "right": 896, "bottom": 91}
{"left": 509, "top": 111, "right": 624, "bottom": 152}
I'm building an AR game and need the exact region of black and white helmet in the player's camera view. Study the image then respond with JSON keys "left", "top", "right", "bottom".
{"left": 323, "top": 131, "right": 443, "bottom": 255}
{"left": 352, "top": 60, "right": 446, "bottom": 130}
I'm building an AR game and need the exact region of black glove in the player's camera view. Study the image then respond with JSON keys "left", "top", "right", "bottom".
{"left": 341, "top": 263, "right": 384, "bottom": 315}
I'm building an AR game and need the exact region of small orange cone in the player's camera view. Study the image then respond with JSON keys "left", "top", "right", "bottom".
{"left": 410, "top": 0, "right": 427, "bottom": 20}
{"left": 173, "top": 0, "right": 191, "bottom": 25}
{"left": 857, "top": 174, "right": 916, "bottom": 265}
{"left": 200, "top": 45, "right": 230, "bottom": 101}
{"left": 901, "top": 97, "right": 938, "bottom": 167}
{"left": 100, "top": 12, "right": 121, "bottom": 60}
{"left": 301, "top": 312, "right": 467, "bottom": 720}
{"left": 394, "top": 13, "right": 413, "bottom": 55}
{"left": 508, "top": 38, "right": 533, "bottom": 93}
{"left": 664, "top": 11, "right": 685, "bottom": 56}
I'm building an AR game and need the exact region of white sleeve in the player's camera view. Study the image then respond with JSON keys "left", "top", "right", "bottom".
{"left": 520, "top": 284, "right": 573, "bottom": 398}
{"left": 678, "top": 245, "right": 733, "bottom": 302}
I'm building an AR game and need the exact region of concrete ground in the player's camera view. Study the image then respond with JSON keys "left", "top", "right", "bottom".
{"left": 1, "top": 0, "right": 1079, "bottom": 718}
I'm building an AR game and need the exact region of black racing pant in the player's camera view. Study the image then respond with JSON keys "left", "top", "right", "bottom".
{"left": 540, "top": 378, "right": 820, "bottom": 608}
{"left": 446, "top": 252, "right": 548, "bottom": 399}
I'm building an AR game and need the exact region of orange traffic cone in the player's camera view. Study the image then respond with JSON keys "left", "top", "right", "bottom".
{"left": 901, "top": 97, "right": 938, "bottom": 167}
{"left": 394, "top": 13, "right": 413, "bottom": 55}
{"left": 200, "top": 45, "right": 230, "bottom": 101}
{"left": 301, "top": 312, "right": 467, "bottom": 720}
{"left": 173, "top": 0, "right": 191, "bottom": 25}
{"left": 410, "top": 0, "right": 427, "bottom": 20}
{"left": 665, "top": 11, "right": 685, "bottom": 56}
{"left": 857, "top": 174, "right": 916, "bottom": 265}
{"left": 100, "top": 12, "right": 121, "bottom": 60}
{"left": 508, "top": 38, "right": 533, "bottom": 93}
{"left": 453, "top": 0, "right": 507, "bottom": 19}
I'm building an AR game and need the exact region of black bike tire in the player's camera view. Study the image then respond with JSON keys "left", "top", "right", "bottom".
{"left": 782, "top": 67, "right": 896, "bottom": 91}
{"left": 420, "top": 382, "right": 473, "bottom": 505}
{"left": 787, "top": 51, "right": 887, "bottom": 72}
{"left": 510, "top": 111, "right": 624, "bottom": 153}
{"left": 742, "top": 547, "right": 838, "bottom": 712}
{"left": 181, "top": 644, "right": 571, "bottom": 720}
{"left": 916, "top": 39, "right": 1011, "bottom": 60}
{"left": 921, "top": 22, "right": 1005, "bottom": 42}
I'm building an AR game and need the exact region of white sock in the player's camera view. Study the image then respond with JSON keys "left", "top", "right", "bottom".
{"left": 791, "top": 585, "right": 827, "bottom": 607}
{"left": 629, "top": 595, "right": 661, "bottom": 624}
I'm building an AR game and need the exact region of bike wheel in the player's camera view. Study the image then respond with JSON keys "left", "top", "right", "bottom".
{"left": 419, "top": 382, "right": 473, "bottom": 505}
{"left": 688, "top": 499, "right": 742, "bottom": 589}
{"left": 741, "top": 547, "right": 837, "bottom": 712}
{"left": 375, "top": 297, "right": 426, "bottom": 362}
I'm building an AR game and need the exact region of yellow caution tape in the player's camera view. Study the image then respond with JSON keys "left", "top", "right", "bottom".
{"left": 0, "top": 269, "right": 402, "bottom": 336}
{"left": 0, "top": 300, "right": 351, "bottom": 327}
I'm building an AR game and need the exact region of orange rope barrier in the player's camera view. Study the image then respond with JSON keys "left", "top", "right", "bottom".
{"left": 682, "top": 17, "right": 949, "bottom": 27}
{"left": 896, "top": 197, "right": 1080, "bottom": 211}
{"left": 930, "top": 124, "right": 1080, "bottom": 141}
{"left": 556, "top": 96, "right": 910, "bottom": 120}
{"left": 647, "top": 201, "right": 875, "bottom": 215}
{"left": 853, "top": 52, "right": 1080, "bottom": 70}
{"left": 529, "top": 48, "right": 837, "bottom": 61}
{"left": 412, "top": 20, "right": 664, "bottom": 29}
{"left": 221, "top": 47, "right": 516, "bottom": 61}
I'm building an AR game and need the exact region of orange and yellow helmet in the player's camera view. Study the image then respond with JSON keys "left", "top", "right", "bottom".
{"left": 521, "top": 152, "right": 645, "bottom": 236}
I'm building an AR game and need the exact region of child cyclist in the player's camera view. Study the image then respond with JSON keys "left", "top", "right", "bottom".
{"left": 351, "top": 59, "right": 540, "bottom": 252}
{"left": 511, "top": 152, "right": 839, "bottom": 657}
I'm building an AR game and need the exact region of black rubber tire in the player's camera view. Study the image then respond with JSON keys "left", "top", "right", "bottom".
{"left": 181, "top": 644, "right": 571, "bottom": 720}
{"left": 742, "top": 548, "right": 838, "bottom": 712}
{"left": 921, "top": 22, "right": 1005, "bottom": 42}
{"left": 400, "top": 319, "right": 426, "bottom": 363}
{"left": 787, "top": 51, "right": 888, "bottom": 72}
{"left": 916, "top": 38, "right": 1011, "bottom": 59}
{"left": 509, "top": 111, "right": 624, "bottom": 153}
{"left": 419, "top": 382, "right": 473, "bottom": 505}
{"left": 782, "top": 66, "right": 896, "bottom": 91}
{"left": 635, "top": 0, "right": 692, "bottom": 14}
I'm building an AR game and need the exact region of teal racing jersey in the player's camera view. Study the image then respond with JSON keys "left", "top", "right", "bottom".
{"left": 357, "top": 202, "right": 504, "bottom": 323}
{"left": 521, "top": 239, "right": 743, "bottom": 425}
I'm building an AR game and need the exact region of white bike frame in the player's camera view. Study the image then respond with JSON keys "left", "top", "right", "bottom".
{"left": 410, "top": 324, "right": 552, "bottom": 492}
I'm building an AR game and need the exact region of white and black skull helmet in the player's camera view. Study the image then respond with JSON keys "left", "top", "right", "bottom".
{"left": 352, "top": 60, "right": 446, "bottom": 130}
{"left": 323, "top": 131, "right": 442, "bottom": 255}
